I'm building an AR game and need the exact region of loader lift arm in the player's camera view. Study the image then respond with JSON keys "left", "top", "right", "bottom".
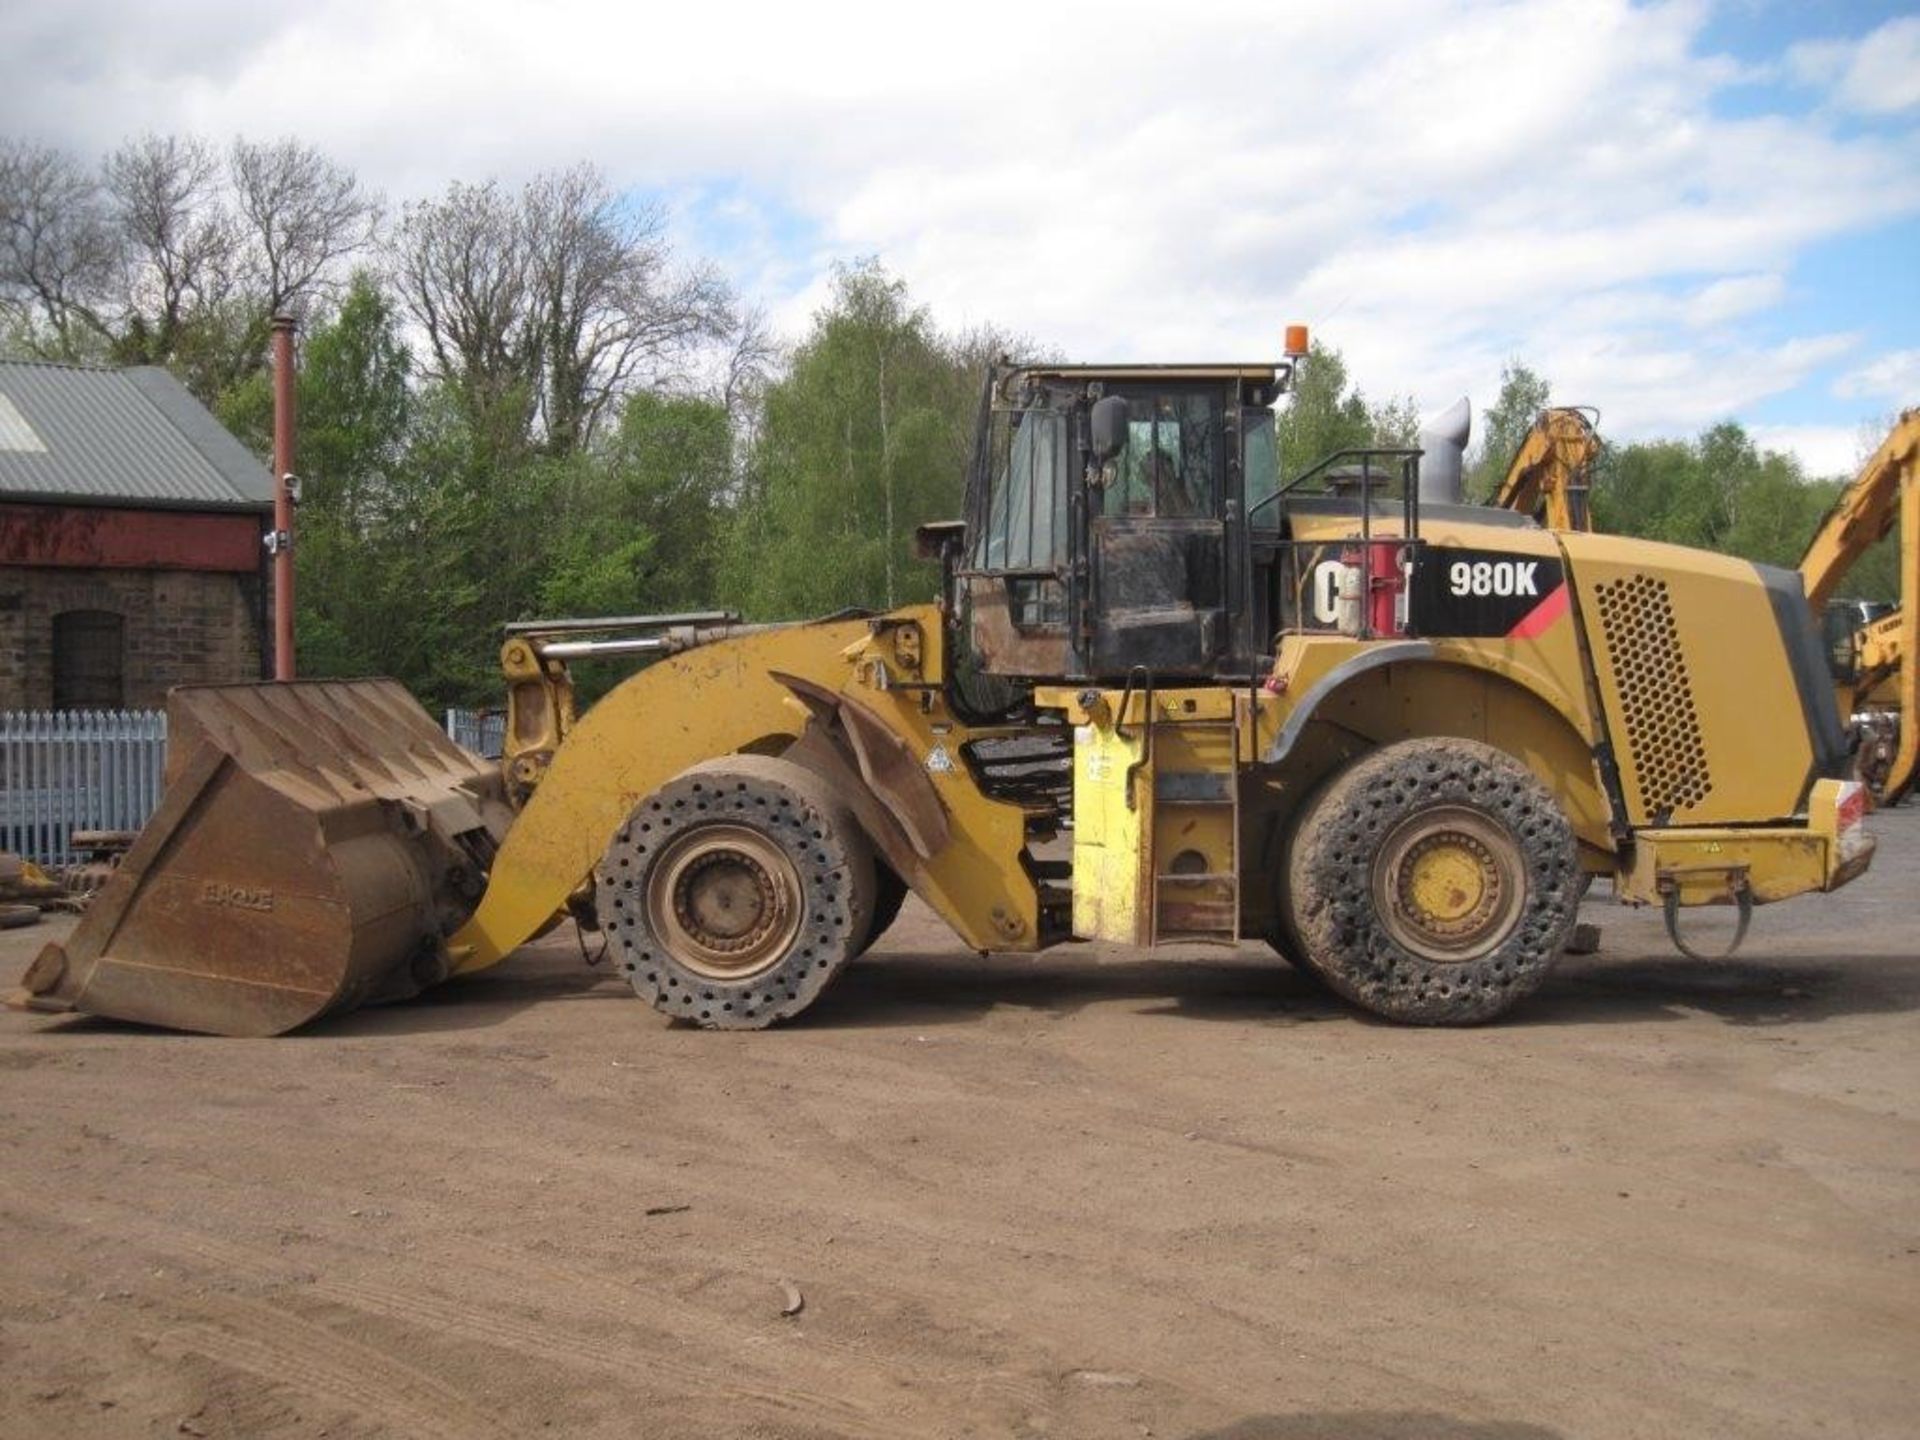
{"left": 1800, "top": 409, "right": 1920, "bottom": 801}
{"left": 1491, "top": 407, "right": 1602, "bottom": 531}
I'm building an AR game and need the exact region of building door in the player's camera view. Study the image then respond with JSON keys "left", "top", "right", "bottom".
{"left": 52, "top": 610, "right": 125, "bottom": 709}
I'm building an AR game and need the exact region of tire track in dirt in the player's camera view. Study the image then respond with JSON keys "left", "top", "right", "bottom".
{"left": 0, "top": 1181, "right": 1020, "bottom": 1437}
{"left": 150, "top": 1293, "right": 512, "bottom": 1440}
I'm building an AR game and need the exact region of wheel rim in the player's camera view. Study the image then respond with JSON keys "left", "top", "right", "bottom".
{"left": 644, "top": 824, "right": 804, "bottom": 980}
{"left": 1372, "top": 806, "right": 1526, "bottom": 963}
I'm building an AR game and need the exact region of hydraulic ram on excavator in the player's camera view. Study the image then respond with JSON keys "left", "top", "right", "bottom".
{"left": 11, "top": 353, "right": 1882, "bottom": 1036}
{"left": 1800, "top": 409, "right": 1919, "bottom": 802}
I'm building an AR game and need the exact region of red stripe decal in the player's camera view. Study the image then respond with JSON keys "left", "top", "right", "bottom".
{"left": 1507, "top": 582, "right": 1569, "bottom": 639}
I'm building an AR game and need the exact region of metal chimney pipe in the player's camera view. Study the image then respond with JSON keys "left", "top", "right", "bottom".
{"left": 1418, "top": 396, "right": 1473, "bottom": 506}
{"left": 270, "top": 314, "right": 297, "bottom": 681}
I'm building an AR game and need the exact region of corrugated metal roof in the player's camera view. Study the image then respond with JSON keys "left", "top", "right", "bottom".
{"left": 0, "top": 360, "right": 274, "bottom": 512}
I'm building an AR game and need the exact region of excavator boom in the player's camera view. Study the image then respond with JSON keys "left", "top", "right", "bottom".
{"left": 1492, "top": 407, "right": 1601, "bottom": 531}
{"left": 1800, "top": 409, "right": 1919, "bottom": 802}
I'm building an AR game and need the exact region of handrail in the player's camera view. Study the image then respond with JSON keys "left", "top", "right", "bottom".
{"left": 1247, "top": 445, "right": 1424, "bottom": 523}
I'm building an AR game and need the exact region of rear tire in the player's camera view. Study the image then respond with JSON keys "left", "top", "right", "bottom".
{"left": 597, "top": 756, "right": 877, "bottom": 1029}
{"left": 1286, "top": 737, "right": 1579, "bottom": 1024}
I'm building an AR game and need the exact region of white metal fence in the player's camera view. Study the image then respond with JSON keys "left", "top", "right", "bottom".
{"left": 444, "top": 708, "right": 506, "bottom": 760}
{"left": 0, "top": 709, "right": 168, "bottom": 867}
{"left": 1, "top": 705, "right": 507, "bottom": 867}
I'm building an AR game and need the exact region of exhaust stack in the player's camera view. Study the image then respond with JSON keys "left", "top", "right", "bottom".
{"left": 1419, "top": 397, "right": 1473, "bottom": 505}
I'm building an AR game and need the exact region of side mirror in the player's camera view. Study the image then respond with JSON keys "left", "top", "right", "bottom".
{"left": 1090, "top": 395, "right": 1129, "bottom": 462}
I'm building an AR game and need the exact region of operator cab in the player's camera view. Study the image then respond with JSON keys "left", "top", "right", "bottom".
{"left": 951, "top": 362, "right": 1291, "bottom": 684}
{"left": 939, "top": 352, "right": 1435, "bottom": 696}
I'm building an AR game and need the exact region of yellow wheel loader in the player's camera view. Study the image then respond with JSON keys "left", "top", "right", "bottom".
{"left": 12, "top": 355, "right": 1877, "bottom": 1035}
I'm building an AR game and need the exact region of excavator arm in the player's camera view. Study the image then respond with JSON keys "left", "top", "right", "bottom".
{"left": 1492, "top": 407, "right": 1601, "bottom": 531}
{"left": 1800, "top": 409, "right": 1920, "bottom": 801}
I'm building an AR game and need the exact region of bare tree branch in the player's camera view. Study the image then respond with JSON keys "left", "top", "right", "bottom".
{"left": 230, "top": 136, "right": 381, "bottom": 320}
{"left": 393, "top": 179, "right": 540, "bottom": 445}
{"left": 396, "top": 165, "right": 737, "bottom": 456}
{"left": 103, "top": 133, "right": 237, "bottom": 360}
{"left": 522, "top": 164, "right": 734, "bottom": 454}
{"left": 0, "top": 139, "right": 118, "bottom": 357}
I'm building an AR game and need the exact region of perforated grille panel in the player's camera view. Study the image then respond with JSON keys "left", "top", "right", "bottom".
{"left": 1593, "top": 574, "right": 1712, "bottom": 817}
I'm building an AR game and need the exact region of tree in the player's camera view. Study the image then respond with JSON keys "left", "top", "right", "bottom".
{"left": 104, "top": 134, "right": 235, "bottom": 370}
{"left": 538, "top": 390, "right": 733, "bottom": 619}
{"left": 721, "top": 261, "right": 979, "bottom": 618}
{"left": 279, "top": 274, "right": 418, "bottom": 680}
{"left": 393, "top": 178, "right": 537, "bottom": 456}
{"left": 1585, "top": 419, "right": 1859, "bottom": 588}
{"left": 229, "top": 137, "right": 380, "bottom": 325}
{"left": 1276, "top": 340, "right": 1374, "bottom": 478}
{"left": 1467, "top": 360, "right": 1552, "bottom": 500}
{"left": 0, "top": 140, "right": 118, "bottom": 358}
{"left": 525, "top": 165, "right": 733, "bottom": 456}
{"left": 3, "top": 132, "right": 378, "bottom": 400}
{"left": 394, "top": 166, "right": 734, "bottom": 460}
{"left": 1273, "top": 340, "right": 1419, "bottom": 489}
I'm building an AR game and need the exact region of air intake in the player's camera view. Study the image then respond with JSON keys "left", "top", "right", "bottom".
{"left": 1593, "top": 574, "right": 1712, "bottom": 818}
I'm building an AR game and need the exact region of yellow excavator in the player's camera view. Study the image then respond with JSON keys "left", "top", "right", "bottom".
{"left": 12, "top": 348, "right": 1878, "bottom": 1036}
{"left": 1799, "top": 409, "right": 1919, "bottom": 802}
{"left": 1491, "top": 407, "right": 1602, "bottom": 532}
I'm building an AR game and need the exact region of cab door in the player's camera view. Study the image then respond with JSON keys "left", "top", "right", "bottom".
{"left": 1087, "top": 388, "right": 1229, "bottom": 678}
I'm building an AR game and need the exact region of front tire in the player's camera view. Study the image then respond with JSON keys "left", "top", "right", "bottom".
{"left": 859, "top": 864, "right": 910, "bottom": 956}
{"left": 1285, "top": 738, "right": 1579, "bottom": 1024}
{"left": 597, "top": 756, "right": 877, "bottom": 1029}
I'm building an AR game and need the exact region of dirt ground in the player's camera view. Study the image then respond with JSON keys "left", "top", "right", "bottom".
{"left": 1, "top": 812, "right": 1915, "bottom": 1440}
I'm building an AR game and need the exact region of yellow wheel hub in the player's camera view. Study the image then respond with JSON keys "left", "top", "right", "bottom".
{"left": 1404, "top": 838, "right": 1493, "bottom": 923}
{"left": 1373, "top": 807, "right": 1526, "bottom": 963}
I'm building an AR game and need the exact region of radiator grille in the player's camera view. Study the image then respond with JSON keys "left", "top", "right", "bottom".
{"left": 1593, "top": 574, "right": 1712, "bottom": 816}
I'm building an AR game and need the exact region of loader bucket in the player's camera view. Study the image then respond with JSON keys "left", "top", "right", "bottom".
{"left": 10, "top": 680, "right": 514, "bottom": 1037}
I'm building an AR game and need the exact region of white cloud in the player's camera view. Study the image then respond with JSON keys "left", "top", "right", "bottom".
{"left": 1747, "top": 423, "right": 1868, "bottom": 478}
{"left": 1682, "top": 273, "right": 1787, "bottom": 327}
{"left": 0, "top": 0, "right": 1914, "bottom": 448}
{"left": 1788, "top": 16, "right": 1920, "bottom": 115}
{"left": 1834, "top": 348, "right": 1920, "bottom": 403}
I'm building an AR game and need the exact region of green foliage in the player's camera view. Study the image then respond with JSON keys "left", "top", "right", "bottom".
{"left": 1589, "top": 420, "right": 1831, "bottom": 570}
{"left": 719, "top": 260, "right": 979, "bottom": 619}
{"left": 257, "top": 274, "right": 745, "bottom": 709}
{"left": 537, "top": 391, "right": 732, "bottom": 619}
{"left": 1277, "top": 341, "right": 1420, "bottom": 480}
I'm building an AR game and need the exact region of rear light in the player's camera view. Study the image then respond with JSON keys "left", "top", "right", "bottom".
{"left": 1835, "top": 780, "right": 1871, "bottom": 863}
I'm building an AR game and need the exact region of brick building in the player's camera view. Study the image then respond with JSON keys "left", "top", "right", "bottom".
{"left": 0, "top": 361, "right": 274, "bottom": 710}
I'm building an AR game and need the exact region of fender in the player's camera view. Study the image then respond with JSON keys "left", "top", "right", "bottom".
{"left": 770, "top": 670, "right": 952, "bottom": 859}
{"left": 1262, "top": 639, "right": 1621, "bottom": 849}
{"left": 1264, "top": 641, "right": 1433, "bottom": 765}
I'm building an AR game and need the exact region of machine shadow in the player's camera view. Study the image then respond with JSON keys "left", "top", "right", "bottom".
{"left": 1523, "top": 950, "right": 1920, "bottom": 1028}
{"left": 47, "top": 925, "right": 1900, "bottom": 1042}
{"left": 309, "top": 952, "right": 636, "bottom": 1038}
{"left": 806, "top": 949, "right": 1344, "bottom": 1030}
{"left": 803, "top": 945, "right": 1920, "bottom": 1034}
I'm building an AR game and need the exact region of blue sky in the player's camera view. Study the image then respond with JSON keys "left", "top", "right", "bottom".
{"left": 1681, "top": 1, "right": 1919, "bottom": 457}
{"left": 2, "top": 0, "right": 1915, "bottom": 474}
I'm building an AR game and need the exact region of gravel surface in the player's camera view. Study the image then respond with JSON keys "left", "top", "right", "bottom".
{"left": 1, "top": 808, "right": 1915, "bottom": 1439}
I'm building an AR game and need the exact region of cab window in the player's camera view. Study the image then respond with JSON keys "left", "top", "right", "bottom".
{"left": 1103, "top": 391, "right": 1220, "bottom": 518}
